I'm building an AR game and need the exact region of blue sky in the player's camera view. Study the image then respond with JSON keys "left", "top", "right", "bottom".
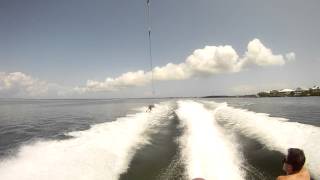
{"left": 0, "top": 0, "right": 319, "bottom": 98}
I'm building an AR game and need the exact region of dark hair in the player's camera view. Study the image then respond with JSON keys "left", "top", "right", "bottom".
{"left": 285, "top": 148, "right": 306, "bottom": 172}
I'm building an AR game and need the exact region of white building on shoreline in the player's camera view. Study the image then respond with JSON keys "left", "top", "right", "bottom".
{"left": 279, "top": 89, "right": 295, "bottom": 96}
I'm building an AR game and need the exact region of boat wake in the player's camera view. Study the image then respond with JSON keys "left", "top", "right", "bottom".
{"left": 176, "top": 100, "right": 245, "bottom": 180}
{"left": 0, "top": 102, "right": 174, "bottom": 180}
{"left": 204, "top": 101, "right": 320, "bottom": 178}
{"left": 0, "top": 99, "right": 319, "bottom": 180}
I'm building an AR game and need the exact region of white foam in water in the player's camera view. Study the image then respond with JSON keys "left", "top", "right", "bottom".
{"left": 176, "top": 100, "right": 245, "bottom": 180}
{"left": 207, "top": 101, "right": 320, "bottom": 178}
{"left": 0, "top": 102, "right": 173, "bottom": 180}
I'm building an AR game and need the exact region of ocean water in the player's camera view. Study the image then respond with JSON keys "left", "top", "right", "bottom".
{"left": 0, "top": 97, "right": 319, "bottom": 180}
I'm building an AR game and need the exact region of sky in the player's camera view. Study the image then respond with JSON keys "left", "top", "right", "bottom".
{"left": 0, "top": 0, "right": 319, "bottom": 98}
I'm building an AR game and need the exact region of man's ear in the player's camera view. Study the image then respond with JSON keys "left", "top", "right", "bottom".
{"left": 287, "top": 164, "right": 293, "bottom": 173}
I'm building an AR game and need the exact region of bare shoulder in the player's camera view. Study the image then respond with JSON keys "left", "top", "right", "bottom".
{"left": 299, "top": 168, "right": 311, "bottom": 179}
{"left": 276, "top": 175, "right": 287, "bottom": 180}
{"left": 277, "top": 168, "right": 310, "bottom": 180}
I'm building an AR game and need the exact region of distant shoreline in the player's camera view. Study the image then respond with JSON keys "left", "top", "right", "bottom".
{"left": 201, "top": 95, "right": 257, "bottom": 98}
{"left": 202, "top": 95, "right": 320, "bottom": 98}
{"left": 1, "top": 95, "right": 320, "bottom": 100}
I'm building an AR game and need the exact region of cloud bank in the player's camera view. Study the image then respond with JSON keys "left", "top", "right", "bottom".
{"left": 0, "top": 72, "right": 70, "bottom": 98}
{"left": 76, "top": 38, "right": 295, "bottom": 93}
{"left": 0, "top": 39, "right": 295, "bottom": 97}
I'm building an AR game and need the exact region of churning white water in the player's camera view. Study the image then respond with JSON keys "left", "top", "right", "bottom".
{"left": 0, "top": 102, "right": 173, "bottom": 180}
{"left": 176, "top": 100, "right": 245, "bottom": 180}
{"left": 1, "top": 99, "right": 319, "bottom": 180}
{"left": 205, "top": 101, "right": 320, "bottom": 178}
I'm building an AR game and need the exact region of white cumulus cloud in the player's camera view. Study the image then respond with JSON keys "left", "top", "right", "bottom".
{"left": 75, "top": 70, "right": 150, "bottom": 93}
{"left": 0, "top": 39, "right": 295, "bottom": 97}
{"left": 74, "top": 38, "right": 295, "bottom": 93}
{"left": 0, "top": 72, "right": 70, "bottom": 98}
{"left": 0, "top": 72, "right": 49, "bottom": 97}
{"left": 285, "top": 52, "right": 296, "bottom": 61}
{"left": 239, "top": 39, "right": 288, "bottom": 67}
{"left": 152, "top": 45, "right": 241, "bottom": 82}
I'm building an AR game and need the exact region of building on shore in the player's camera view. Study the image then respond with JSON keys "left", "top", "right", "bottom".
{"left": 279, "top": 89, "right": 295, "bottom": 96}
{"left": 257, "top": 85, "right": 320, "bottom": 97}
{"left": 294, "top": 87, "right": 308, "bottom": 96}
{"left": 312, "top": 86, "right": 320, "bottom": 92}
{"left": 311, "top": 86, "right": 320, "bottom": 95}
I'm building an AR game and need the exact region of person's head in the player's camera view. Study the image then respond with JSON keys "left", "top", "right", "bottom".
{"left": 282, "top": 148, "right": 306, "bottom": 174}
